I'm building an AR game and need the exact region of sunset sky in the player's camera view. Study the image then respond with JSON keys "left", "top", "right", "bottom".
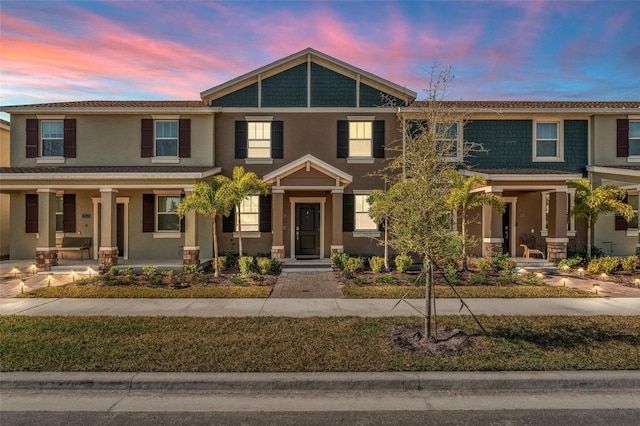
{"left": 1, "top": 0, "right": 639, "bottom": 121}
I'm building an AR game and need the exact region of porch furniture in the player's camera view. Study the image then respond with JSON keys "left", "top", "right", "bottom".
{"left": 520, "top": 234, "right": 545, "bottom": 259}
{"left": 58, "top": 237, "right": 92, "bottom": 261}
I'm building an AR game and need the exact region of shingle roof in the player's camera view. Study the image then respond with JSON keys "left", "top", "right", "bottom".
{"left": 469, "top": 168, "right": 580, "bottom": 175}
{"left": 0, "top": 166, "right": 216, "bottom": 174}
{"left": 409, "top": 100, "right": 640, "bottom": 109}
{"left": 2, "top": 100, "right": 207, "bottom": 109}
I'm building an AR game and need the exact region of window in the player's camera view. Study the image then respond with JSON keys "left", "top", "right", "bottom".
{"left": 42, "top": 120, "right": 64, "bottom": 157}
{"left": 354, "top": 194, "right": 377, "bottom": 231}
{"left": 628, "top": 194, "right": 638, "bottom": 229}
{"left": 349, "top": 122, "right": 372, "bottom": 157}
{"left": 155, "top": 120, "right": 178, "bottom": 157}
{"left": 437, "top": 122, "right": 460, "bottom": 161}
{"left": 56, "top": 196, "right": 64, "bottom": 232}
{"left": 533, "top": 121, "right": 563, "bottom": 161}
{"left": 629, "top": 121, "right": 640, "bottom": 157}
{"left": 247, "top": 122, "right": 271, "bottom": 159}
{"left": 237, "top": 196, "right": 260, "bottom": 232}
{"left": 156, "top": 195, "right": 181, "bottom": 231}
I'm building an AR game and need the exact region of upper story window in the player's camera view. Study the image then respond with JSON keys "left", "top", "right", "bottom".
{"left": 629, "top": 121, "right": 640, "bottom": 157}
{"left": 437, "top": 122, "right": 461, "bottom": 161}
{"left": 247, "top": 122, "right": 271, "bottom": 159}
{"left": 42, "top": 121, "right": 64, "bottom": 157}
{"left": 156, "top": 195, "right": 181, "bottom": 232}
{"left": 155, "top": 120, "right": 178, "bottom": 157}
{"left": 533, "top": 121, "right": 563, "bottom": 162}
{"left": 354, "top": 194, "right": 377, "bottom": 231}
{"left": 237, "top": 195, "right": 260, "bottom": 232}
{"left": 349, "top": 122, "right": 373, "bottom": 158}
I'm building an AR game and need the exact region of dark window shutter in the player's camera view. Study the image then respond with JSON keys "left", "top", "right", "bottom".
{"left": 141, "top": 119, "right": 154, "bottom": 158}
{"left": 223, "top": 207, "right": 235, "bottom": 232}
{"left": 615, "top": 194, "right": 629, "bottom": 230}
{"left": 343, "top": 193, "right": 354, "bottom": 232}
{"left": 180, "top": 193, "right": 186, "bottom": 231}
{"left": 337, "top": 120, "right": 349, "bottom": 158}
{"left": 142, "top": 194, "right": 155, "bottom": 232}
{"left": 373, "top": 120, "right": 385, "bottom": 158}
{"left": 259, "top": 194, "right": 272, "bottom": 232}
{"left": 271, "top": 121, "right": 283, "bottom": 159}
{"left": 235, "top": 121, "right": 247, "bottom": 159}
{"left": 63, "top": 119, "right": 76, "bottom": 158}
{"left": 25, "top": 194, "right": 38, "bottom": 233}
{"left": 179, "top": 119, "right": 191, "bottom": 158}
{"left": 617, "top": 119, "right": 629, "bottom": 157}
{"left": 26, "top": 119, "right": 39, "bottom": 158}
{"left": 63, "top": 194, "right": 76, "bottom": 233}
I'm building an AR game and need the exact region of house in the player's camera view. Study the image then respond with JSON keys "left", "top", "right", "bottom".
{"left": 0, "top": 119, "right": 10, "bottom": 258}
{"left": 0, "top": 48, "right": 637, "bottom": 271}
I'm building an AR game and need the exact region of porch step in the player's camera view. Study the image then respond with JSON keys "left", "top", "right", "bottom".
{"left": 515, "top": 260, "right": 557, "bottom": 268}
{"left": 281, "top": 258, "right": 332, "bottom": 273}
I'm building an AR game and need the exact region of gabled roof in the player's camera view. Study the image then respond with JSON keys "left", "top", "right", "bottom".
{"left": 263, "top": 154, "right": 352, "bottom": 186}
{"left": 1, "top": 100, "right": 212, "bottom": 114}
{"left": 200, "top": 47, "right": 417, "bottom": 105}
{"left": 407, "top": 100, "right": 640, "bottom": 114}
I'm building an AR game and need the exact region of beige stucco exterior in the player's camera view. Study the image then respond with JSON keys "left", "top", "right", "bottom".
{"left": 0, "top": 120, "right": 9, "bottom": 257}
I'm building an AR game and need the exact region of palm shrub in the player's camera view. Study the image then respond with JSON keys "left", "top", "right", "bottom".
{"left": 394, "top": 254, "right": 412, "bottom": 273}
{"left": 369, "top": 256, "right": 385, "bottom": 273}
{"left": 238, "top": 256, "right": 254, "bottom": 275}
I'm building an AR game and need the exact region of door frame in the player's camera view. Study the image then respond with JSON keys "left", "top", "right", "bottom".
{"left": 502, "top": 196, "right": 517, "bottom": 256}
{"left": 295, "top": 203, "right": 320, "bottom": 258}
{"left": 92, "top": 196, "right": 129, "bottom": 260}
{"left": 289, "top": 197, "right": 325, "bottom": 259}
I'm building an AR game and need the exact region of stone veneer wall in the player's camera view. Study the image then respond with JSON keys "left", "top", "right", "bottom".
{"left": 547, "top": 241, "right": 568, "bottom": 262}
{"left": 36, "top": 250, "right": 58, "bottom": 270}
{"left": 182, "top": 248, "right": 200, "bottom": 265}
{"left": 98, "top": 248, "right": 118, "bottom": 272}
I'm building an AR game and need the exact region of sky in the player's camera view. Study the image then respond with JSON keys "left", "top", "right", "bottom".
{"left": 1, "top": 0, "right": 639, "bottom": 121}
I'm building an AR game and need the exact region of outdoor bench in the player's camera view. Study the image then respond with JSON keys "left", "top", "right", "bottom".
{"left": 58, "top": 237, "right": 92, "bottom": 261}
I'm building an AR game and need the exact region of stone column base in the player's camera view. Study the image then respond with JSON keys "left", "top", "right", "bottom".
{"left": 330, "top": 245, "right": 344, "bottom": 257}
{"left": 271, "top": 246, "right": 285, "bottom": 260}
{"left": 36, "top": 249, "right": 58, "bottom": 270}
{"left": 482, "top": 242, "right": 503, "bottom": 258}
{"left": 547, "top": 241, "right": 568, "bottom": 262}
{"left": 636, "top": 245, "right": 640, "bottom": 256}
{"left": 183, "top": 247, "right": 200, "bottom": 265}
{"left": 98, "top": 248, "right": 119, "bottom": 272}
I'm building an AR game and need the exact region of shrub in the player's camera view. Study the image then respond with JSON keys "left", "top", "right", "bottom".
{"left": 148, "top": 275, "right": 164, "bottom": 286}
{"left": 182, "top": 264, "right": 202, "bottom": 274}
{"left": 587, "top": 256, "right": 620, "bottom": 275}
{"left": 558, "top": 257, "right": 583, "bottom": 271}
{"left": 342, "top": 257, "right": 362, "bottom": 278}
{"left": 469, "top": 273, "right": 491, "bottom": 285}
{"left": 270, "top": 259, "right": 283, "bottom": 273}
{"left": 231, "top": 274, "right": 248, "bottom": 286}
{"left": 238, "top": 256, "right": 254, "bottom": 275}
{"left": 442, "top": 258, "right": 461, "bottom": 284}
{"left": 492, "top": 254, "right": 516, "bottom": 272}
{"left": 375, "top": 274, "right": 398, "bottom": 285}
{"left": 352, "top": 276, "right": 368, "bottom": 285}
{"left": 621, "top": 255, "right": 638, "bottom": 273}
{"left": 257, "top": 257, "right": 272, "bottom": 274}
{"left": 219, "top": 250, "right": 240, "bottom": 267}
{"left": 216, "top": 256, "right": 227, "bottom": 272}
{"left": 332, "top": 252, "right": 350, "bottom": 270}
{"left": 474, "top": 258, "right": 493, "bottom": 274}
{"left": 142, "top": 265, "right": 158, "bottom": 276}
{"left": 498, "top": 269, "right": 518, "bottom": 284}
{"left": 519, "top": 273, "right": 545, "bottom": 286}
{"left": 394, "top": 255, "right": 412, "bottom": 273}
{"left": 369, "top": 256, "right": 385, "bottom": 273}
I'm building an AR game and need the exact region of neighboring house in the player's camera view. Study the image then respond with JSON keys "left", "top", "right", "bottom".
{"left": 0, "top": 48, "right": 637, "bottom": 270}
{"left": 0, "top": 119, "right": 9, "bottom": 258}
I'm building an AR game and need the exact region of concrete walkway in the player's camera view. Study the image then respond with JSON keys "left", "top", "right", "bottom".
{"left": 271, "top": 271, "right": 343, "bottom": 298}
{"left": 2, "top": 297, "right": 639, "bottom": 317}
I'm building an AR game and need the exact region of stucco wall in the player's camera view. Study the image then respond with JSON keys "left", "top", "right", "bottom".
{"left": 592, "top": 115, "right": 628, "bottom": 166}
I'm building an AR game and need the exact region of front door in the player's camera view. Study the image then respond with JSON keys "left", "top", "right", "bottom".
{"left": 295, "top": 203, "right": 320, "bottom": 258}
{"left": 502, "top": 203, "right": 511, "bottom": 255}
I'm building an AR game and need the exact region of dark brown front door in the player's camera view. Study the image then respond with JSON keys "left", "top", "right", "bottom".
{"left": 295, "top": 203, "right": 319, "bottom": 258}
{"left": 116, "top": 203, "right": 124, "bottom": 256}
{"left": 502, "top": 203, "right": 511, "bottom": 255}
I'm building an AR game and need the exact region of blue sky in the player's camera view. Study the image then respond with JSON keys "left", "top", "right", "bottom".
{"left": 1, "top": 0, "right": 639, "bottom": 120}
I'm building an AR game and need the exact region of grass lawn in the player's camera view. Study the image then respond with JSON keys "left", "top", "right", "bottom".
{"left": 19, "top": 285, "right": 272, "bottom": 298}
{"left": 343, "top": 285, "right": 596, "bottom": 298}
{"left": 2, "top": 315, "right": 639, "bottom": 372}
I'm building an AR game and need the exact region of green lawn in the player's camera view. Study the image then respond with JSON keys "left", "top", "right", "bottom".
{"left": 343, "top": 285, "right": 596, "bottom": 298}
{"left": 2, "top": 316, "right": 638, "bottom": 372}
{"left": 18, "top": 285, "right": 272, "bottom": 298}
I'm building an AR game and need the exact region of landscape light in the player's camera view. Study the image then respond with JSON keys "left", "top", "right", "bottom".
{"left": 536, "top": 272, "right": 543, "bottom": 279}
{"left": 635, "top": 278, "right": 640, "bottom": 288}
{"left": 48, "top": 273, "right": 52, "bottom": 287}
{"left": 87, "top": 266, "right": 93, "bottom": 278}
{"left": 593, "top": 283, "right": 600, "bottom": 295}
{"left": 11, "top": 267, "right": 19, "bottom": 278}
{"left": 561, "top": 278, "right": 567, "bottom": 287}
{"left": 19, "top": 280, "right": 24, "bottom": 293}
{"left": 600, "top": 273, "right": 607, "bottom": 281}
{"left": 30, "top": 263, "right": 36, "bottom": 275}
{"left": 71, "top": 269, "right": 76, "bottom": 283}
{"left": 577, "top": 268, "right": 584, "bottom": 276}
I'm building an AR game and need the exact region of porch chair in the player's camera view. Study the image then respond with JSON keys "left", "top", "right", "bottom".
{"left": 520, "top": 234, "right": 545, "bottom": 259}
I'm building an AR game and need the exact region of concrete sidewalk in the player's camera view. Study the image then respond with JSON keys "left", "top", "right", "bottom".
{"left": 2, "top": 370, "right": 640, "bottom": 392}
{"left": 2, "top": 297, "right": 639, "bottom": 317}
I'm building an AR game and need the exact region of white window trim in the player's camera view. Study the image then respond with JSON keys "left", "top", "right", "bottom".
{"left": 155, "top": 194, "right": 182, "bottom": 234}
{"left": 347, "top": 120, "right": 373, "bottom": 161}
{"left": 533, "top": 120, "right": 564, "bottom": 162}
{"left": 628, "top": 119, "right": 640, "bottom": 161}
{"left": 246, "top": 121, "right": 272, "bottom": 161}
{"left": 236, "top": 195, "right": 261, "bottom": 234}
{"left": 40, "top": 119, "right": 65, "bottom": 159}
{"left": 153, "top": 119, "right": 179, "bottom": 159}
{"left": 36, "top": 157, "right": 65, "bottom": 164}
{"left": 540, "top": 189, "right": 575, "bottom": 237}
{"left": 353, "top": 192, "right": 378, "bottom": 233}
{"left": 625, "top": 190, "right": 639, "bottom": 236}
{"left": 440, "top": 122, "right": 463, "bottom": 162}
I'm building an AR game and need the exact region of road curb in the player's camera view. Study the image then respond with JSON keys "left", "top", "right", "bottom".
{"left": 2, "top": 371, "right": 640, "bottom": 391}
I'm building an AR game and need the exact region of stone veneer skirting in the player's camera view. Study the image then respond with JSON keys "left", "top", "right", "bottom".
{"left": 98, "top": 248, "right": 119, "bottom": 272}
{"left": 36, "top": 250, "right": 58, "bottom": 270}
{"left": 183, "top": 248, "right": 200, "bottom": 265}
{"left": 482, "top": 242, "right": 503, "bottom": 258}
{"left": 546, "top": 241, "right": 568, "bottom": 262}
{"left": 271, "top": 246, "right": 285, "bottom": 260}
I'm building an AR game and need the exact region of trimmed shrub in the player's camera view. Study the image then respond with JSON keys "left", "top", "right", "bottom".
{"left": 394, "top": 255, "right": 412, "bottom": 273}
{"left": 558, "top": 256, "right": 583, "bottom": 271}
{"left": 142, "top": 265, "right": 158, "bottom": 276}
{"left": 231, "top": 274, "right": 248, "bottom": 286}
{"left": 474, "top": 258, "right": 492, "bottom": 274}
{"left": 238, "top": 256, "right": 254, "bottom": 275}
{"left": 621, "top": 255, "right": 638, "bottom": 273}
{"left": 257, "top": 257, "right": 272, "bottom": 274}
{"left": 216, "top": 256, "right": 227, "bottom": 272}
{"left": 587, "top": 256, "right": 620, "bottom": 275}
{"left": 492, "top": 254, "right": 516, "bottom": 272}
{"left": 519, "top": 273, "right": 545, "bottom": 286}
{"left": 352, "top": 276, "right": 368, "bottom": 285}
{"left": 332, "top": 252, "right": 350, "bottom": 271}
{"left": 369, "top": 256, "right": 385, "bottom": 273}
{"left": 342, "top": 257, "right": 362, "bottom": 278}
{"left": 375, "top": 274, "right": 398, "bottom": 285}
{"left": 182, "top": 264, "right": 202, "bottom": 274}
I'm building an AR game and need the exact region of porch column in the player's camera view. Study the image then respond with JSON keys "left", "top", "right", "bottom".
{"left": 482, "top": 190, "right": 503, "bottom": 257}
{"left": 546, "top": 190, "right": 568, "bottom": 262}
{"left": 270, "top": 190, "right": 285, "bottom": 260}
{"left": 35, "top": 189, "right": 58, "bottom": 270}
{"left": 331, "top": 189, "right": 344, "bottom": 255}
{"left": 99, "top": 188, "right": 119, "bottom": 272}
{"left": 182, "top": 188, "right": 199, "bottom": 266}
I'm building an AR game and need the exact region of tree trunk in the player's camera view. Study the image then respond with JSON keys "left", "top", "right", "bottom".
{"left": 384, "top": 216, "right": 389, "bottom": 270}
{"left": 461, "top": 212, "right": 468, "bottom": 271}
{"left": 236, "top": 204, "right": 243, "bottom": 257}
{"left": 212, "top": 217, "right": 219, "bottom": 278}
{"left": 424, "top": 257, "right": 435, "bottom": 342}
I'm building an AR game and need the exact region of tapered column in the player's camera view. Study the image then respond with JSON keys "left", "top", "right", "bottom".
{"left": 547, "top": 190, "right": 568, "bottom": 262}
{"left": 482, "top": 190, "right": 503, "bottom": 257}
{"left": 182, "top": 188, "right": 200, "bottom": 265}
{"left": 270, "top": 190, "right": 285, "bottom": 260}
{"left": 331, "top": 190, "right": 344, "bottom": 255}
{"left": 99, "top": 188, "right": 118, "bottom": 271}
{"left": 35, "top": 189, "right": 58, "bottom": 269}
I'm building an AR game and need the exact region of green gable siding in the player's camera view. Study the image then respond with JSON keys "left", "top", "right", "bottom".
{"left": 464, "top": 120, "right": 587, "bottom": 173}
{"left": 210, "top": 83, "right": 258, "bottom": 107}
{"left": 310, "top": 63, "right": 356, "bottom": 107}
{"left": 360, "top": 83, "right": 404, "bottom": 107}
{"left": 262, "top": 63, "right": 307, "bottom": 107}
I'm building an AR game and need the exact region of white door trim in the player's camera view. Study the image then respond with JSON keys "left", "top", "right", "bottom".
{"left": 289, "top": 197, "right": 326, "bottom": 259}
